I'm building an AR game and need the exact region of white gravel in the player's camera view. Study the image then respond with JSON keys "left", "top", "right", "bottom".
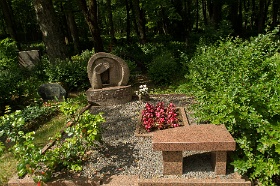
{"left": 82, "top": 95, "right": 236, "bottom": 180}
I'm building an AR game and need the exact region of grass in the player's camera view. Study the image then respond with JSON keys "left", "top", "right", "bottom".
{"left": 33, "top": 113, "right": 66, "bottom": 147}
{"left": 0, "top": 113, "right": 67, "bottom": 186}
{"left": 0, "top": 152, "right": 17, "bottom": 186}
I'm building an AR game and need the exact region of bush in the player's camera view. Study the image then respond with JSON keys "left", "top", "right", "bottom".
{"left": 112, "top": 44, "right": 147, "bottom": 72}
{"left": 0, "top": 38, "right": 42, "bottom": 113}
{"left": 185, "top": 28, "right": 280, "bottom": 185}
{"left": 147, "top": 51, "right": 179, "bottom": 85}
{"left": 0, "top": 38, "right": 18, "bottom": 69}
{"left": 44, "top": 50, "right": 93, "bottom": 91}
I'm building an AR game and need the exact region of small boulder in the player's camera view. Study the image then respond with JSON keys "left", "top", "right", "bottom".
{"left": 38, "top": 83, "right": 66, "bottom": 101}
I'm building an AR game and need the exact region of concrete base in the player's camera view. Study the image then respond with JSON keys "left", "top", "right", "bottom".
{"left": 86, "top": 85, "right": 132, "bottom": 106}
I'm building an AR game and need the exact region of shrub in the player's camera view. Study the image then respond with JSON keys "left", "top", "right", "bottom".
{"left": 185, "top": 28, "right": 280, "bottom": 185}
{"left": 112, "top": 44, "right": 147, "bottom": 72}
{"left": 0, "top": 38, "right": 18, "bottom": 69}
{"left": 0, "top": 38, "right": 42, "bottom": 113}
{"left": 44, "top": 50, "right": 93, "bottom": 91}
{"left": 147, "top": 51, "right": 179, "bottom": 85}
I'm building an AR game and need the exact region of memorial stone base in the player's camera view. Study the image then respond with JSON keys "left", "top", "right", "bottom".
{"left": 86, "top": 85, "right": 132, "bottom": 106}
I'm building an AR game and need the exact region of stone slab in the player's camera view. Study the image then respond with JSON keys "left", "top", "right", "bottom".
{"left": 8, "top": 175, "right": 139, "bottom": 186}
{"left": 153, "top": 124, "right": 236, "bottom": 151}
{"left": 138, "top": 178, "right": 252, "bottom": 186}
{"left": 86, "top": 85, "right": 132, "bottom": 106}
{"left": 9, "top": 174, "right": 251, "bottom": 186}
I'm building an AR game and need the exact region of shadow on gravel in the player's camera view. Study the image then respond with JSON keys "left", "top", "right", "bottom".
{"left": 183, "top": 152, "right": 213, "bottom": 173}
{"left": 88, "top": 141, "right": 139, "bottom": 185}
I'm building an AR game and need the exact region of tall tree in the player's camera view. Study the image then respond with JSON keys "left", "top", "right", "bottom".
{"left": 63, "top": 2, "right": 80, "bottom": 54}
{"left": 229, "top": 0, "right": 243, "bottom": 36}
{"left": 131, "top": 0, "right": 146, "bottom": 43}
{"left": 257, "top": 0, "right": 271, "bottom": 33}
{"left": 77, "top": 0, "right": 104, "bottom": 52}
{"left": 125, "top": 0, "right": 131, "bottom": 42}
{"left": 0, "top": 0, "right": 20, "bottom": 49}
{"left": 208, "top": 0, "right": 223, "bottom": 28}
{"left": 33, "top": 0, "right": 67, "bottom": 61}
{"left": 272, "top": 0, "right": 279, "bottom": 28}
{"left": 202, "top": 0, "right": 208, "bottom": 26}
{"left": 106, "top": 0, "right": 116, "bottom": 44}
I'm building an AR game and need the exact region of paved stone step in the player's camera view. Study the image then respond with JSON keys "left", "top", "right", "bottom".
{"left": 138, "top": 178, "right": 252, "bottom": 186}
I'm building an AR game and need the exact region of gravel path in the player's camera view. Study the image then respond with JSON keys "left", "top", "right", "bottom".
{"left": 82, "top": 95, "right": 237, "bottom": 181}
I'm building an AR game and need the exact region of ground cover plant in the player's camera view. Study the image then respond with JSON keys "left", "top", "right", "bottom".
{"left": 0, "top": 96, "right": 105, "bottom": 184}
{"left": 183, "top": 28, "right": 280, "bottom": 185}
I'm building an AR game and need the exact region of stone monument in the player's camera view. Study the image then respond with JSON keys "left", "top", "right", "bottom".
{"left": 86, "top": 52, "right": 132, "bottom": 106}
{"left": 18, "top": 50, "right": 40, "bottom": 70}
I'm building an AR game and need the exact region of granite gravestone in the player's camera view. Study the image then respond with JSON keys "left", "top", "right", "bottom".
{"left": 18, "top": 50, "right": 40, "bottom": 70}
{"left": 86, "top": 52, "right": 132, "bottom": 106}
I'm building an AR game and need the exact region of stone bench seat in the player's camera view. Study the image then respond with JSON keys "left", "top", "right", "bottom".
{"left": 152, "top": 124, "right": 236, "bottom": 175}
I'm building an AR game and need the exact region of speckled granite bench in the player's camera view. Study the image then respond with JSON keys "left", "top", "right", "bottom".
{"left": 152, "top": 124, "right": 236, "bottom": 175}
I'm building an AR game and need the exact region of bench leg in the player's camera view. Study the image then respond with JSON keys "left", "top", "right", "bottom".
{"left": 162, "top": 151, "right": 182, "bottom": 175}
{"left": 211, "top": 151, "right": 227, "bottom": 175}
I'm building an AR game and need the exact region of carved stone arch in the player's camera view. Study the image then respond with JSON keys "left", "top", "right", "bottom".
{"left": 87, "top": 52, "right": 130, "bottom": 89}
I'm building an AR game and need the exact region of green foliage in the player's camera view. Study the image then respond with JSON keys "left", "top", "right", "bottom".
{"left": 185, "top": 28, "right": 280, "bottom": 185}
{"left": 147, "top": 51, "right": 179, "bottom": 85}
{"left": 44, "top": 50, "right": 93, "bottom": 91}
{"left": 0, "top": 38, "right": 43, "bottom": 113}
{"left": 112, "top": 44, "right": 148, "bottom": 70}
{"left": 0, "top": 98, "right": 104, "bottom": 183}
{"left": 0, "top": 38, "right": 18, "bottom": 69}
{"left": 0, "top": 142, "right": 4, "bottom": 157}
{"left": 0, "top": 105, "right": 57, "bottom": 141}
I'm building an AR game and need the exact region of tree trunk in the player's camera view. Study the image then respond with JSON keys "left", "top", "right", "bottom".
{"left": 196, "top": 0, "right": 199, "bottom": 31}
{"left": 258, "top": 0, "right": 271, "bottom": 33}
{"left": 131, "top": 0, "right": 146, "bottom": 43}
{"left": 202, "top": 0, "right": 208, "bottom": 26}
{"left": 77, "top": 0, "right": 104, "bottom": 52}
{"left": 258, "top": 0, "right": 265, "bottom": 32}
{"left": 251, "top": 0, "right": 256, "bottom": 30}
{"left": 272, "top": 0, "right": 279, "bottom": 28}
{"left": 125, "top": 0, "right": 131, "bottom": 43}
{"left": 207, "top": 0, "right": 214, "bottom": 24}
{"left": 212, "top": 0, "right": 222, "bottom": 28}
{"left": 238, "top": 0, "right": 243, "bottom": 36}
{"left": 33, "top": 0, "right": 67, "bottom": 61}
{"left": 106, "top": 0, "right": 116, "bottom": 44}
{"left": 65, "top": 9, "right": 80, "bottom": 54}
{"left": 0, "top": 0, "right": 20, "bottom": 49}
{"left": 230, "top": 0, "right": 238, "bottom": 34}
{"left": 243, "top": 1, "right": 249, "bottom": 30}
{"left": 160, "top": 6, "right": 168, "bottom": 35}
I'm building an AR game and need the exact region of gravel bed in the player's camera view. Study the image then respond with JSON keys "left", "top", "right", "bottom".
{"left": 82, "top": 95, "right": 237, "bottom": 180}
